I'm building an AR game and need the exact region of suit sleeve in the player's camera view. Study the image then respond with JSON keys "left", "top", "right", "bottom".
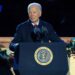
{"left": 9, "top": 24, "right": 23, "bottom": 51}
{"left": 47, "top": 23, "right": 63, "bottom": 42}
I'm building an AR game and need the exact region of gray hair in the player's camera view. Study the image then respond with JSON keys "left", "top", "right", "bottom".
{"left": 27, "top": 2, "right": 42, "bottom": 13}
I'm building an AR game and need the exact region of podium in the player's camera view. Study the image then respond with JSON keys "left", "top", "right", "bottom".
{"left": 18, "top": 42, "right": 69, "bottom": 75}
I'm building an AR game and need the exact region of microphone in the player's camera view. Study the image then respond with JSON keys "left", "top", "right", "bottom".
{"left": 31, "top": 25, "right": 48, "bottom": 42}
{"left": 41, "top": 26, "right": 48, "bottom": 38}
{"left": 33, "top": 26, "right": 41, "bottom": 34}
{"left": 31, "top": 26, "right": 42, "bottom": 42}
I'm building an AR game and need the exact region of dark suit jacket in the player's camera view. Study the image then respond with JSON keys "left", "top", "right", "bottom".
{"left": 9, "top": 19, "right": 63, "bottom": 70}
{"left": 10, "top": 19, "right": 62, "bottom": 43}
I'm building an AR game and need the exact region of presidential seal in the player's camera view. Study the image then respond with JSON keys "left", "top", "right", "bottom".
{"left": 34, "top": 47, "right": 53, "bottom": 66}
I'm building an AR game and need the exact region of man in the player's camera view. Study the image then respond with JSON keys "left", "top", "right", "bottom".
{"left": 9, "top": 2, "right": 63, "bottom": 75}
{"left": 10, "top": 2, "right": 63, "bottom": 49}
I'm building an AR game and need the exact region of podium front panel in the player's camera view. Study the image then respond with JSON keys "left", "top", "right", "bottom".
{"left": 18, "top": 42, "right": 68, "bottom": 75}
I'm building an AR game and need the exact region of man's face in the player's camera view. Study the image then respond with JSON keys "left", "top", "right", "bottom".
{"left": 28, "top": 6, "right": 41, "bottom": 23}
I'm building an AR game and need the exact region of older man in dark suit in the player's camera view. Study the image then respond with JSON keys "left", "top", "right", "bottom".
{"left": 9, "top": 2, "right": 63, "bottom": 75}
{"left": 10, "top": 2, "right": 63, "bottom": 48}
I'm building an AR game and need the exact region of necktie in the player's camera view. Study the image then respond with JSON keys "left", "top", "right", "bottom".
{"left": 34, "top": 24, "right": 37, "bottom": 28}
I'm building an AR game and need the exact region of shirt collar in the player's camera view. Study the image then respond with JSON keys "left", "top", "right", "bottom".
{"left": 31, "top": 19, "right": 39, "bottom": 26}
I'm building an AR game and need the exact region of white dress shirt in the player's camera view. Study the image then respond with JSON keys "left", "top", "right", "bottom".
{"left": 31, "top": 20, "right": 39, "bottom": 26}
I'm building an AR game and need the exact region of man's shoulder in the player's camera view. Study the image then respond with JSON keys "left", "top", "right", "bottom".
{"left": 16, "top": 20, "right": 30, "bottom": 30}
{"left": 40, "top": 20, "right": 52, "bottom": 26}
